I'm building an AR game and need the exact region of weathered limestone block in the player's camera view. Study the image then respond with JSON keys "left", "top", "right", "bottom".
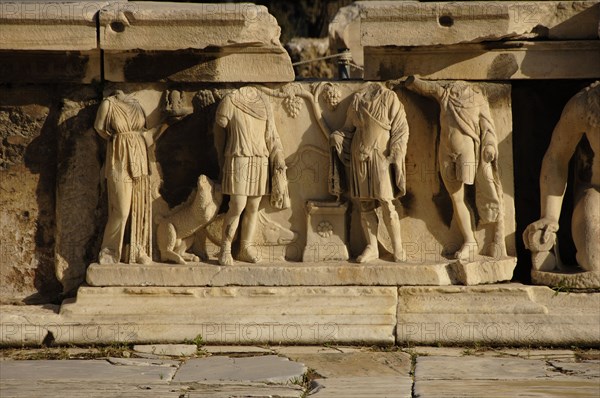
{"left": 0, "top": 1, "right": 106, "bottom": 51}
{"left": 57, "top": 286, "right": 397, "bottom": 345}
{"left": 359, "top": 1, "right": 600, "bottom": 47}
{"left": 413, "top": 356, "right": 600, "bottom": 397}
{"left": 0, "top": 2, "right": 105, "bottom": 83}
{"left": 397, "top": 284, "right": 600, "bottom": 345}
{"left": 531, "top": 270, "right": 600, "bottom": 289}
{"left": 450, "top": 257, "right": 517, "bottom": 286}
{"left": 99, "top": 2, "right": 294, "bottom": 82}
{"left": 366, "top": 41, "right": 600, "bottom": 81}
{"left": 85, "top": 259, "right": 515, "bottom": 287}
{"left": 0, "top": 304, "right": 61, "bottom": 345}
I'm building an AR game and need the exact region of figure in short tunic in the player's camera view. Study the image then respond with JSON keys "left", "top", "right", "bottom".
{"left": 214, "top": 87, "right": 286, "bottom": 265}
{"left": 330, "top": 83, "right": 409, "bottom": 263}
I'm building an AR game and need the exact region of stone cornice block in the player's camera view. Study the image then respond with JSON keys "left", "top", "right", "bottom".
{"left": 98, "top": 2, "right": 294, "bottom": 82}
{"left": 98, "top": 2, "right": 286, "bottom": 52}
{"left": 359, "top": 1, "right": 600, "bottom": 47}
{"left": 0, "top": 1, "right": 110, "bottom": 51}
{"left": 365, "top": 40, "right": 600, "bottom": 80}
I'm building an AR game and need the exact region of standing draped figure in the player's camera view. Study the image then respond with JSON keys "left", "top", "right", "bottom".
{"left": 95, "top": 90, "right": 152, "bottom": 265}
{"left": 330, "top": 83, "right": 409, "bottom": 263}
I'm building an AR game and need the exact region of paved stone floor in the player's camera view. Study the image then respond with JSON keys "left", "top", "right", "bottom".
{"left": 0, "top": 345, "right": 598, "bottom": 397}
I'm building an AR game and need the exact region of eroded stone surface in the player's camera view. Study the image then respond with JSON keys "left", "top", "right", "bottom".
{"left": 86, "top": 261, "right": 457, "bottom": 287}
{"left": 0, "top": 2, "right": 106, "bottom": 51}
{"left": 397, "top": 285, "right": 600, "bottom": 345}
{"left": 133, "top": 344, "right": 197, "bottom": 357}
{"left": 99, "top": 3, "right": 294, "bottom": 82}
{"left": 413, "top": 379, "right": 600, "bottom": 398}
{"left": 57, "top": 286, "right": 397, "bottom": 345}
{"left": 413, "top": 355, "right": 600, "bottom": 397}
{"left": 99, "top": 3, "right": 285, "bottom": 51}
{"left": 415, "top": 356, "right": 550, "bottom": 380}
{"left": 311, "top": 376, "right": 412, "bottom": 398}
{"left": 365, "top": 41, "right": 600, "bottom": 80}
{"left": 359, "top": 1, "right": 600, "bottom": 47}
{"left": 173, "top": 355, "right": 306, "bottom": 383}
{"left": 283, "top": 352, "right": 411, "bottom": 378}
{"left": 532, "top": 270, "right": 600, "bottom": 288}
{"left": 0, "top": 305, "right": 61, "bottom": 345}
{"left": 0, "top": 359, "right": 177, "bottom": 382}
{"left": 451, "top": 257, "right": 517, "bottom": 285}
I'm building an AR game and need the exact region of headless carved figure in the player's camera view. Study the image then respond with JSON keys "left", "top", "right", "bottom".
{"left": 524, "top": 82, "right": 600, "bottom": 272}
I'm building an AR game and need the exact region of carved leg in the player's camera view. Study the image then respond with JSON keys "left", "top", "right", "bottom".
{"left": 195, "top": 230, "right": 209, "bottom": 261}
{"left": 443, "top": 175, "right": 478, "bottom": 262}
{"left": 219, "top": 195, "right": 247, "bottom": 266}
{"left": 100, "top": 177, "right": 133, "bottom": 264}
{"left": 572, "top": 186, "right": 600, "bottom": 271}
{"left": 357, "top": 201, "right": 379, "bottom": 263}
{"left": 239, "top": 196, "right": 261, "bottom": 263}
{"left": 158, "top": 223, "right": 178, "bottom": 263}
{"left": 164, "top": 250, "right": 187, "bottom": 265}
{"left": 180, "top": 236, "right": 200, "bottom": 263}
{"left": 381, "top": 200, "right": 406, "bottom": 262}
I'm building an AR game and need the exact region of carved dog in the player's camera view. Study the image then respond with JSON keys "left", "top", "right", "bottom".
{"left": 156, "top": 175, "right": 222, "bottom": 264}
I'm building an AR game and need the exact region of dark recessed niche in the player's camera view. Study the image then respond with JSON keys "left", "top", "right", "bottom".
{"left": 439, "top": 15, "right": 454, "bottom": 27}
{"left": 110, "top": 21, "right": 126, "bottom": 32}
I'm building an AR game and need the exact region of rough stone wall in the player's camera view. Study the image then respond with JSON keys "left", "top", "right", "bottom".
{"left": 0, "top": 87, "right": 60, "bottom": 303}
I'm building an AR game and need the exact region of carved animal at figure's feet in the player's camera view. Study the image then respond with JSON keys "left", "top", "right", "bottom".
{"left": 156, "top": 175, "right": 222, "bottom": 264}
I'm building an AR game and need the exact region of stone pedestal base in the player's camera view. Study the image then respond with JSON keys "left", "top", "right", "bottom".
{"left": 302, "top": 201, "right": 349, "bottom": 262}
{"left": 86, "top": 257, "right": 517, "bottom": 287}
{"left": 531, "top": 270, "right": 600, "bottom": 289}
{"left": 2, "top": 283, "right": 598, "bottom": 346}
{"left": 397, "top": 284, "right": 600, "bottom": 346}
{"left": 57, "top": 286, "right": 397, "bottom": 345}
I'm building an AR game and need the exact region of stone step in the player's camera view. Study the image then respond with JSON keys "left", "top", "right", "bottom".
{"left": 85, "top": 257, "right": 516, "bottom": 287}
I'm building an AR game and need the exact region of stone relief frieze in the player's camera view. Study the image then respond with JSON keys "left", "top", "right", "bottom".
{"left": 89, "top": 79, "right": 517, "bottom": 285}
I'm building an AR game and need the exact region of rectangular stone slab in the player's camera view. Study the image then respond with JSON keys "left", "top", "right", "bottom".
{"left": 85, "top": 261, "right": 457, "bottom": 286}
{"left": 365, "top": 40, "right": 600, "bottom": 80}
{"left": 86, "top": 258, "right": 515, "bottom": 287}
{"left": 359, "top": 1, "right": 600, "bottom": 47}
{"left": 0, "top": 359, "right": 176, "bottom": 382}
{"left": 99, "top": 2, "right": 294, "bottom": 82}
{"left": 57, "top": 286, "right": 397, "bottom": 345}
{"left": 0, "top": 1, "right": 107, "bottom": 51}
{"left": 99, "top": 2, "right": 285, "bottom": 51}
{"left": 396, "top": 285, "right": 600, "bottom": 345}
